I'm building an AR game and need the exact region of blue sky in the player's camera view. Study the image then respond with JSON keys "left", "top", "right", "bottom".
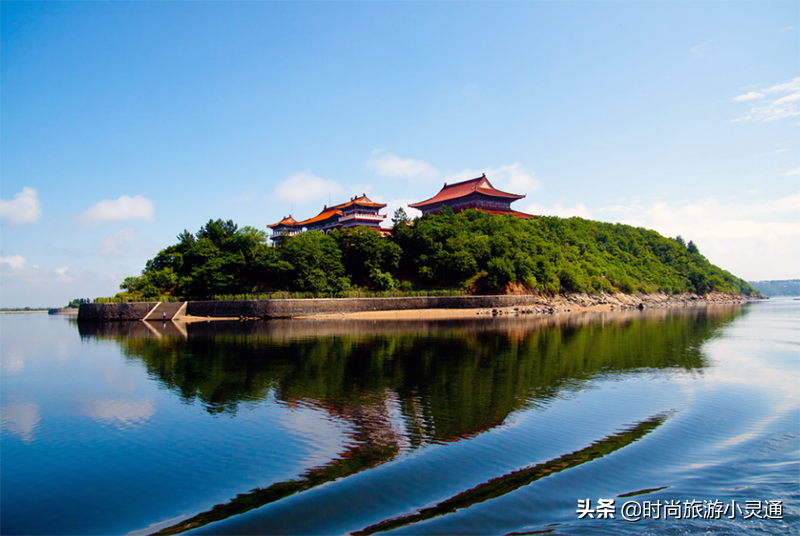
{"left": 1, "top": 1, "right": 798, "bottom": 307}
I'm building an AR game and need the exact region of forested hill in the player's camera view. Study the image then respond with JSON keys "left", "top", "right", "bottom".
{"left": 115, "top": 210, "right": 757, "bottom": 301}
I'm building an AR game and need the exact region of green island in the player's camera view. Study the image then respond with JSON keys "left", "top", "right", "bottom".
{"left": 109, "top": 209, "right": 757, "bottom": 302}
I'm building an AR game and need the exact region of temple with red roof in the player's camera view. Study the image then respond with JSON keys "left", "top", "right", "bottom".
{"left": 409, "top": 174, "right": 534, "bottom": 218}
{"left": 268, "top": 194, "right": 387, "bottom": 243}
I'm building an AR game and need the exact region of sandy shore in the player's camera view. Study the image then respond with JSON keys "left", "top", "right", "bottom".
{"left": 294, "top": 291, "right": 748, "bottom": 321}
{"left": 176, "top": 315, "right": 241, "bottom": 323}
{"left": 167, "top": 292, "right": 749, "bottom": 322}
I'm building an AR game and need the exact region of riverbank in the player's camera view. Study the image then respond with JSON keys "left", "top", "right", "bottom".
{"left": 78, "top": 292, "right": 754, "bottom": 321}
{"left": 299, "top": 291, "right": 750, "bottom": 320}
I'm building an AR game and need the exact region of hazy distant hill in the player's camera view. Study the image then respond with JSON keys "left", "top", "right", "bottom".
{"left": 749, "top": 279, "right": 800, "bottom": 297}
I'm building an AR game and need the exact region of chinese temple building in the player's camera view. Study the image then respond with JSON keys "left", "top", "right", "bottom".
{"left": 268, "top": 194, "right": 387, "bottom": 243}
{"left": 409, "top": 174, "right": 534, "bottom": 218}
{"left": 267, "top": 216, "right": 302, "bottom": 244}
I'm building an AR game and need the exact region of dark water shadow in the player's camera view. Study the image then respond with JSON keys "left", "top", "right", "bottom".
{"left": 77, "top": 305, "right": 744, "bottom": 535}
{"left": 352, "top": 412, "right": 672, "bottom": 535}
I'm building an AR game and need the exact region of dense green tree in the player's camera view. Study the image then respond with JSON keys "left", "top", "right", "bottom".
{"left": 277, "top": 231, "right": 350, "bottom": 293}
{"left": 331, "top": 227, "right": 400, "bottom": 288}
{"left": 390, "top": 210, "right": 756, "bottom": 296}
{"left": 114, "top": 212, "right": 757, "bottom": 300}
{"left": 118, "top": 219, "right": 273, "bottom": 299}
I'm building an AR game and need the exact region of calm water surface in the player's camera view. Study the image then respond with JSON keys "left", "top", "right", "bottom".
{"left": 1, "top": 300, "right": 798, "bottom": 535}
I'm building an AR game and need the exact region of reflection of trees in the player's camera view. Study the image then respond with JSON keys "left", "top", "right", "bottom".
{"left": 353, "top": 411, "right": 672, "bottom": 535}
{"left": 77, "top": 305, "right": 743, "bottom": 535}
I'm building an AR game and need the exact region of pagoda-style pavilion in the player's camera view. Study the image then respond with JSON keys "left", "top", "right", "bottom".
{"left": 267, "top": 216, "right": 303, "bottom": 244}
{"left": 268, "top": 194, "right": 387, "bottom": 243}
{"left": 409, "top": 174, "right": 534, "bottom": 218}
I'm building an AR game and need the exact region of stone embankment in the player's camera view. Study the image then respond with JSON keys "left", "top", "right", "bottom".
{"left": 79, "top": 302, "right": 159, "bottom": 321}
{"left": 534, "top": 291, "right": 747, "bottom": 312}
{"left": 78, "top": 292, "right": 752, "bottom": 321}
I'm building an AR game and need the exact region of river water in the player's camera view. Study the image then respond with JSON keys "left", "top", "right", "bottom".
{"left": 1, "top": 300, "right": 798, "bottom": 535}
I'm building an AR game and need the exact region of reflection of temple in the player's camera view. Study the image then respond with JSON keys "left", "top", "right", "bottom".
{"left": 268, "top": 194, "right": 387, "bottom": 244}
{"left": 409, "top": 174, "right": 534, "bottom": 218}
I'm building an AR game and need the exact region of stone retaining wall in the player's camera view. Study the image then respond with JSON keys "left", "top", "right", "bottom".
{"left": 78, "top": 292, "right": 751, "bottom": 321}
{"left": 185, "top": 295, "right": 552, "bottom": 319}
{"left": 79, "top": 296, "right": 550, "bottom": 321}
{"left": 78, "top": 302, "right": 158, "bottom": 321}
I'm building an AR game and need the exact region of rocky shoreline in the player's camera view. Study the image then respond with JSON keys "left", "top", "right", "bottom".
{"left": 306, "top": 291, "right": 756, "bottom": 320}
{"left": 78, "top": 292, "right": 759, "bottom": 321}
{"left": 510, "top": 290, "right": 752, "bottom": 314}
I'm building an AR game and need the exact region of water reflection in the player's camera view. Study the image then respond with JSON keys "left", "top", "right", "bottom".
{"left": 80, "top": 399, "right": 156, "bottom": 428}
{"left": 0, "top": 401, "right": 41, "bottom": 443}
{"left": 353, "top": 412, "right": 673, "bottom": 536}
{"left": 76, "top": 306, "right": 744, "bottom": 534}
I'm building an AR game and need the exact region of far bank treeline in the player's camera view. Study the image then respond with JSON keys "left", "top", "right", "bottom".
{"left": 116, "top": 209, "right": 757, "bottom": 301}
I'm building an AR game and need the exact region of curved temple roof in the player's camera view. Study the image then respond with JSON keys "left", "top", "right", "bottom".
{"left": 331, "top": 194, "right": 386, "bottom": 210}
{"left": 294, "top": 208, "right": 343, "bottom": 227}
{"left": 267, "top": 216, "right": 300, "bottom": 229}
{"left": 269, "top": 194, "right": 387, "bottom": 230}
{"left": 409, "top": 174, "right": 525, "bottom": 210}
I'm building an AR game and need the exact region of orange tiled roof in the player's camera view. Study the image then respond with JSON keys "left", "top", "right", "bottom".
{"left": 268, "top": 216, "right": 300, "bottom": 228}
{"left": 409, "top": 174, "right": 524, "bottom": 209}
{"left": 294, "top": 208, "right": 343, "bottom": 227}
{"left": 272, "top": 195, "right": 385, "bottom": 229}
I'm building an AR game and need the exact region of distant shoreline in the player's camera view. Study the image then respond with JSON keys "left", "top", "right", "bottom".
{"left": 0, "top": 310, "right": 49, "bottom": 314}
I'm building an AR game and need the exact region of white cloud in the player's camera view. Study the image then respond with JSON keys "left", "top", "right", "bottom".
{"left": 274, "top": 171, "right": 344, "bottom": 203}
{"left": 383, "top": 199, "right": 423, "bottom": 222}
{"left": 0, "top": 260, "right": 122, "bottom": 308}
{"left": 0, "top": 255, "right": 26, "bottom": 269}
{"left": 783, "top": 167, "right": 800, "bottom": 176}
{"left": 0, "top": 187, "right": 42, "bottom": 224}
{"left": 525, "top": 202, "right": 591, "bottom": 219}
{"left": 366, "top": 150, "right": 438, "bottom": 178}
{"left": 97, "top": 227, "right": 152, "bottom": 257}
{"left": 365, "top": 152, "right": 540, "bottom": 200}
{"left": 733, "top": 76, "right": 800, "bottom": 122}
{"left": 489, "top": 163, "right": 542, "bottom": 194}
{"left": 0, "top": 260, "right": 77, "bottom": 285}
{"left": 765, "top": 192, "right": 800, "bottom": 213}
{"left": 79, "top": 195, "right": 155, "bottom": 224}
{"left": 733, "top": 91, "right": 765, "bottom": 102}
{"left": 689, "top": 39, "right": 713, "bottom": 60}
{"left": 765, "top": 77, "right": 800, "bottom": 94}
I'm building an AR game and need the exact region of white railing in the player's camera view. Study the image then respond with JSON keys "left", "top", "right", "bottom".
{"left": 338, "top": 213, "right": 385, "bottom": 223}
{"left": 272, "top": 229, "right": 301, "bottom": 237}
